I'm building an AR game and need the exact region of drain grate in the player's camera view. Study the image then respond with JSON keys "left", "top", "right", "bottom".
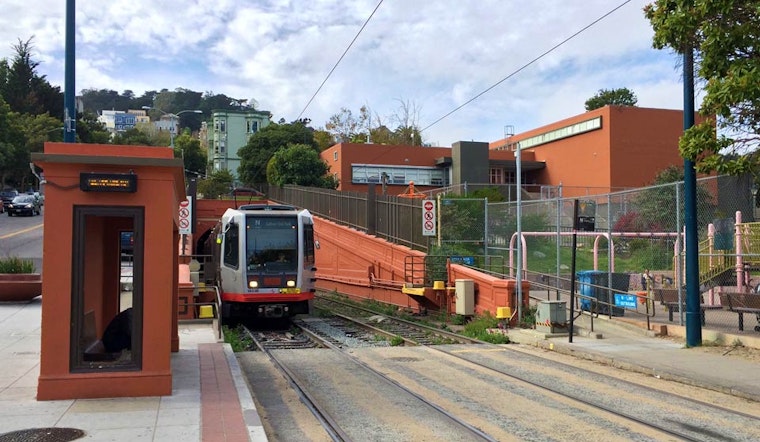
{"left": 0, "top": 428, "right": 85, "bottom": 442}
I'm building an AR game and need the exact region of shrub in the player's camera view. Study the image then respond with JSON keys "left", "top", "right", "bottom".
{"left": 0, "top": 257, "right": 36, "bottom": 273}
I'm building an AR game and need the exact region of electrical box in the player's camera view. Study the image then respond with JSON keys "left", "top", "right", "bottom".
{"left": 536, "top": 300, "right": 567, "bottom": 333}
{"left": 455, "top": 279, "right": 474, "bottom": 316}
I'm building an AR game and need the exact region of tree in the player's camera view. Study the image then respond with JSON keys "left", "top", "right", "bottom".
{"left": 645, "top": 1, "right": 760, "bottom": 177}
{"left": 237, "top": 121, "right": 317, "bottom": 185}
{"left": 0, "top": 38, "right": 63, "bottom": 119}
{"left": 75, "top": 111, "right": 111, "bottom": 144}
{"left": 197, "top": 169, "right": 234, "bottom": 199}
{"left": 173, "top": 129, "right": 207, "bottom": 178}
{"left": 0, "top": 97, "right": 25, "bottom": 188}
{"left": 584, "top": 88, "right": 638, "bottom": 111}
{"left": 629, "top": 165, "right": 716, "bottom": 233}
{"left": 111, "top": 128, "right": 153, "bottom": 146}
{"left": 265, "top": 144, "right": 337, "bottom": 188}
{"left": 325, "top": 107, "right": 368, "bottom": 143}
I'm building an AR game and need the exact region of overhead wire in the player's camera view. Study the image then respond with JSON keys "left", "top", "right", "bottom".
{"left": 420, "top": 0, "right": 633, "bottom": 134}
{"left": 296, "top": 0, "right": 385, "bottom": 121}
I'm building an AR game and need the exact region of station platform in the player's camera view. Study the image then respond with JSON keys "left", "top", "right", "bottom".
{"left": 0, "top": 298, "right": 267, "bottom": 442}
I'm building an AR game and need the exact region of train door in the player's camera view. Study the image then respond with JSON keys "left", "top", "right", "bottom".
{"left": 219, "top": 215, "right": 242, "bottom": 294}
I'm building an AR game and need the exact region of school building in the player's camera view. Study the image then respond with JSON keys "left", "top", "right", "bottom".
{"left": 320, "top": 106, "right": 692, "bottom": 198}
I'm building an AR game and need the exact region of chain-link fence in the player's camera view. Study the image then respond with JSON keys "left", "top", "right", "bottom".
{"left": 266, "top": 174, "right": 760, "bottom": 335}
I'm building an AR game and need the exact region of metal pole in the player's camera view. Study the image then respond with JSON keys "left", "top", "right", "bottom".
{"left": 64, "top": 0, "right": 76, "bottom": 142}
{"left": 516, "top": 140, "right": 523, "bottom": 321}
{"left": 683, "top": 45, "right": 702, "bottom": 346}
{"left": 170, "top": 114, "right": 176, "bottom": 149}
{"left": 556, "top": 183, "right": 562, "bottom": 298}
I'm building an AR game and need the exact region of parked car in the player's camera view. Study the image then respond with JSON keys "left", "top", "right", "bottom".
{"left": 6, "top": 194, "right": 41, "bottom": 216}
{"left": 121, "top": 231, "right": 134, "bottom": 255}
{"left": 0, "top": 189, "right": 19, "bottom": 213}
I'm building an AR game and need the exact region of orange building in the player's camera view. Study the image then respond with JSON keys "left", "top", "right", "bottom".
{"left": 321, "top": 106, "right": 692, "bottom": 198}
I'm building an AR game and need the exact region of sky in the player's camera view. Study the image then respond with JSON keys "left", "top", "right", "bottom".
{"left": 0, "top": 0, "right": 692, "bottom": 147}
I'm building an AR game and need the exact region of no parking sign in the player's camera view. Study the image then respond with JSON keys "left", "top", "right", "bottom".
{"left": 422, "top": 199, "right": 436, "bottom": 237}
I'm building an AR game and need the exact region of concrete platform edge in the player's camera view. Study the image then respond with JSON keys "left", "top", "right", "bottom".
{"left": 224, "top": 343, "right": 268, "bottom": 442}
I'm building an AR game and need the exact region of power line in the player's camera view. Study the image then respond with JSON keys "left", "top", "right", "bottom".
{"left": 421, "top": 0, "right": 633, "bottom": 134}
{"left": 297, "top": 0, "right": 385, "bottom": 121}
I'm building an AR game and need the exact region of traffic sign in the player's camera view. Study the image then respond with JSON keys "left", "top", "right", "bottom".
{"left": 179, "top": 196, "right": 192, "bottom": 235}
{"left": 422, "top": 199, "right": 436, "bottom": 237}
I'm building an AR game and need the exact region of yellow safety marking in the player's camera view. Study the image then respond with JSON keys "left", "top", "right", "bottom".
{"left": 0, "top": 224, "right": 43, "bottom": 240}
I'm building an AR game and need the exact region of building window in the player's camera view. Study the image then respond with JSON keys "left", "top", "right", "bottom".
{"left": 351, "top": 164, "right": 446, "bottom": 186}
{"left": 333, "top": 151, "right": 338, "bottom": 161}
{"left": 246, "top": 120, "right": 259, "bottom": 133}
{"left": 220, "top": 140, "right": 225, "bottom": 153}
{"left": 490, "top": 168, "right": 504, "bottom": 184}
{"left": 220, "top": 120, "right": 226, "bottom": 133}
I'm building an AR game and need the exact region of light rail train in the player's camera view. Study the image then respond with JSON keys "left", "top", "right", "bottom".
{"left": 209, "top": 204, "right": 316, "bottom": 320}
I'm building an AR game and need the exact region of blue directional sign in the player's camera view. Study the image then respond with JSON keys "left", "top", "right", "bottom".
{"left": 614, "top": 293, "right": 637, "bottom": 308}
{"left": 450, "top": 256, "right": 475, "bottom": 265}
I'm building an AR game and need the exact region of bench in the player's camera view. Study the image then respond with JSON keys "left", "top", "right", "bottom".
{"left": 653, "top": 288, "right": 722, "bottom": 325}
{"left": 719, "top": 293, "right": 760, "bottom": 332}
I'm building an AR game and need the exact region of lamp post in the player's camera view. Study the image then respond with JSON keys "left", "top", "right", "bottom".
{"left": 141, "top": 106, "right": 202, "bottom": 149}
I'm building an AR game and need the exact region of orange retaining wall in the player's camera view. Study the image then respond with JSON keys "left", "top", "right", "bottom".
{"left": 314, "top": 217, "right": 528, "bottom": 317}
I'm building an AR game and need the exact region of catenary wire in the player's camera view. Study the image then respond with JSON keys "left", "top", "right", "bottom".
{"left": 420, "top": 0, "right": 633, "bottom": 134}
{"left": 296, "top": 0, "right": 385, "bottom": 121}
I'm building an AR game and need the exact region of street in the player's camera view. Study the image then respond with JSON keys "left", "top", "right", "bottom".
{"left": 0, "top": 207, "right": 44, "bottom": 273}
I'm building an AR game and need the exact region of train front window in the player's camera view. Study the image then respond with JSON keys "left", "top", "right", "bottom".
{"left": 246, "top": 216, "right": 298, "bottom": 272}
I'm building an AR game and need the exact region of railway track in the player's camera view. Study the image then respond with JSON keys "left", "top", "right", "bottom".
{"left": 311, "top": 294, "right": 760, "bottom": 441}
{"left": 241, "top": 322, "right": 497, "bottom": 441}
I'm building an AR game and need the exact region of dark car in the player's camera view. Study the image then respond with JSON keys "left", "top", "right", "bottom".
{"left": 121, "top": 231, "right": 134, "bottom": 255}
{"left": 0, "top": 189, "right": 19, "bottom": 213}
{"left": 6, "top": 194, "right": 41, "bottom": 216}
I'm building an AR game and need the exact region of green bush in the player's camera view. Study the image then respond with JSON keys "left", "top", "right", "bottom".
{"left": 0, "top": 257, "right": 36, "bottom": 273}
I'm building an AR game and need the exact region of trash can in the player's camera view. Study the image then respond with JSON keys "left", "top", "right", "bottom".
{"left": 576, "top": 270, "right": 628, "bottom": 316}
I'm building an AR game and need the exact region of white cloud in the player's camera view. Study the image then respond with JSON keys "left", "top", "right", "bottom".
{"left": 0, "top": 0, "right": 690, "bottom": 146}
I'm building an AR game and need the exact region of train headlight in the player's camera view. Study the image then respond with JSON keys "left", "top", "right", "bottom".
{"left": 286, "top": 280, "right": 296, "bottom": 288}
{"left": 248, "top": 280, "right": 259, "bottom": 288}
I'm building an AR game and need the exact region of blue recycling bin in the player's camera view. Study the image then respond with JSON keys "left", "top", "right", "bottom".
{"left": 576, "top": 270, "right": 628, "bottom": 316}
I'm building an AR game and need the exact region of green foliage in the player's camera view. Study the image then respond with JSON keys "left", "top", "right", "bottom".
{"left": 461, "top": 312, "right": 510, "bottom": 344}
{"left": 75, "top": 111, "right": 111, "bottom": 144}
{"left": 632, "top": 166, "right": 715, "bottom": 232}
{"left": 519, "top": 306, "right": 537, "bottom": 329}
{"left": 389, "top": 336, "right": 405, "bottom": 346}
{"left": 645, "top": 1, "right": 760, "bottom": 177}
{"left": 238, "top": 121, "right": 318, "bottom": 185}
{"left": 584, "top": 88, "right": 638, "bottom": 111}
{"left": 0, "top": 257, "right": 36, "bottom": 273}
{"left": 198, "top": 169, "right": 235, "bottom": 199}
{"left": 222, "top": 325, "right": 253, "bottom": 352}
{"left": 266, "top": 143, "right": 337, "bottom": 188}
{"left": 174, "top": 130, "right": 207, "bottom": 178}
{"left": 470, "top": 187, "right": 505, "bottom": 202}
{"left": 111, "top": 128, "right": 153, "bottom": 146}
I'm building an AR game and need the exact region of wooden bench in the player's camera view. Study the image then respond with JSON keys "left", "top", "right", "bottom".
{"left": 653, "top": 288, "right": 722, "bottom": 325}
{"left": 719, "top": 292, "right": 760, "bottom": 332}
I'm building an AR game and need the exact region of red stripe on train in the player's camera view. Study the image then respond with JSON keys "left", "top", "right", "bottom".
{"left": 221, "top": 292, "right": 314, "bottom": 303}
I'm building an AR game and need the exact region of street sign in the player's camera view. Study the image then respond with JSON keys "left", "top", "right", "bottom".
{"left": 179, "top": 196, "right": 192, "bottom": 235}
{"left": 422, "top": 199, "right": 436, "bottom": 236}
{"left": 574, "top": 199, "right": 596, "bottom": 231}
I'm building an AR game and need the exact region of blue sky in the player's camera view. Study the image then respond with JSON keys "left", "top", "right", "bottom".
{"left": 1, "top": 0, "right": 692, "bottom": 147}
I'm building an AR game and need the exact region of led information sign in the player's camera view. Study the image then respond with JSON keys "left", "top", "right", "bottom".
{"left": 80, "top": 173, "right": 137, "bottom": 193}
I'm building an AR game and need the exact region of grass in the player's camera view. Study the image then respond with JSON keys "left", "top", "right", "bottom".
{"left": 222, "top": 325, "right": 253, "bottom": 352}
{"left": 0, "top": 257, "right": 36, "bottom": 273}
{"left": 461, "top": 313, "right": 510, "bottom": 344}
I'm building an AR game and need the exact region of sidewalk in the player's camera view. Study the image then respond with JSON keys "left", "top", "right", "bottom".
{"left": 507, "top": 311, "right": 760, "bottom": 401}
{"left": 0, "top": 298, "right": 267, "bottom": 442}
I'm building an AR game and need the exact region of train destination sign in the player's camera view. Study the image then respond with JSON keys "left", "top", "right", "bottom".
{"left": 80, "top": 172, "right": 138, "bottom": 193}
